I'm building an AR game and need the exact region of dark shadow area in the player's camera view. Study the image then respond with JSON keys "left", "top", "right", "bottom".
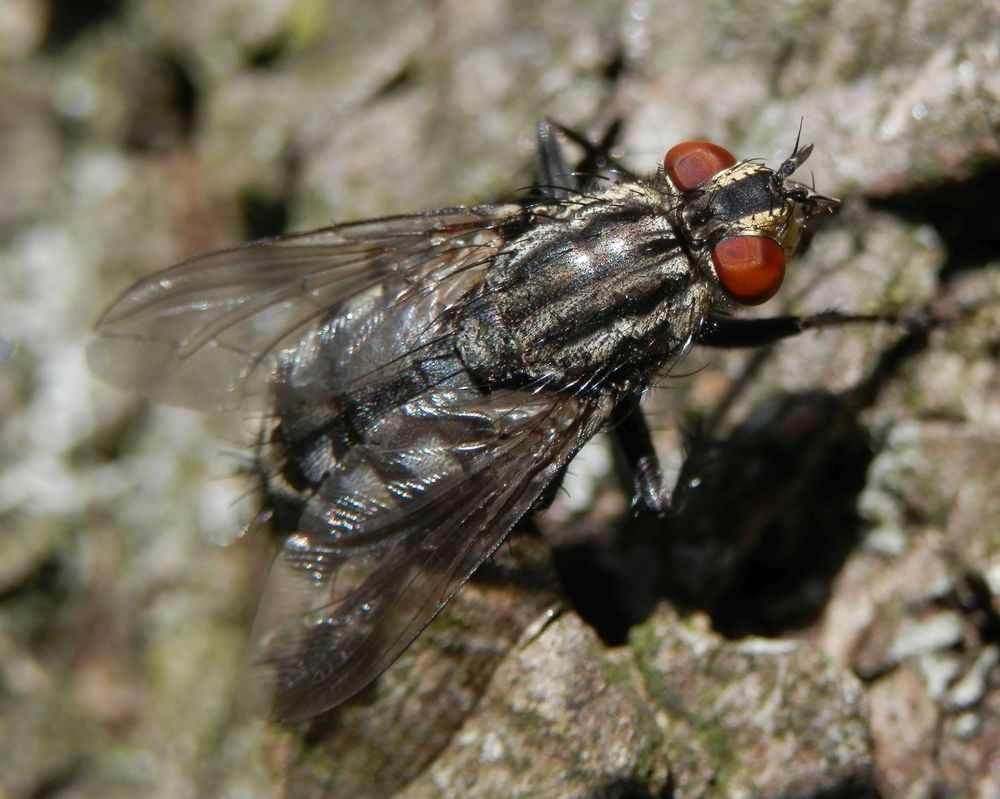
{"left": 808, "top": 777, "right": 885, "bottom": 799}
{"left": 42, "top": 0, "right": 123, "bottom": 51}
{"left": 554, "top": 393, "right": 871, "bottom": 642}
{"left": 675, "top": 323, "right": 932, "bottom": 637}
{"left": 665, "top": 390, "right": 872, "bottom": 637}
{"left": 552, "top": 521, "right": 661, "bottom": 646}
{"left": 600, "top": 45, "right": 628, "bottom": 83}
{"left": 871, "top": 161, "right": 1000, "bottom": 277}
{"left": 0, "top": 551, "right": 63, "bottom": 606}
{"left": 238, "top": 146, "right": 301, "bottom": 239}
{"left": 583, "top": 774, "right": 672, "bottom": 799}
{"left": 555, "top": 324, "right": 934, "bottom": 643}
{"left": 121, "top": 50, "right": 199, "bottom": 152}
{"left": 239, "top": 188, "right": 290, "bottom": 240}
{"left": 371, "top": 62, "right": 419, "bottom": 100}
{"left": 21, "top": 758, "right": 89, "bottom": 799}
{"left": 70, "top": 404, "right": 150, "bottom": 465}
{"left": 245, "top": 36, "right": 288, "bottom": 69}
{"left": 938, "top": 571, "right": 1000, "bottom": 647}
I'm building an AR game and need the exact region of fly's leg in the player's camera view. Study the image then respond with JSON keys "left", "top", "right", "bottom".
{"left": 697, "top": 310, "right": 913, "bottom": 349}
{"left": 696, "top": 310, "right": 932, "bottom": 432}
{"left": 610, "top": 394, "right": 671, "bottom": 515}
{"left": 535, "top": 118, "right": 631, "bottom": 200}
{"left": 547, "top": 119, "right": 632, "bottom": 178}
{"left": 536, "top": 119, "right": 576, "bottom": 199}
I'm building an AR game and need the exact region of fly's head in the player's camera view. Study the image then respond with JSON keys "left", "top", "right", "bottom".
{"left": 664, "top": 139, "right": 839, "bottom": 305}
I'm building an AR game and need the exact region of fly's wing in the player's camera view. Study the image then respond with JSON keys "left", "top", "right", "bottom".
{"left": 253, "top": 388, "right": 612, "bottom": 722}
{"left": 87, "top": 206, "right": 520, "bottom": 410}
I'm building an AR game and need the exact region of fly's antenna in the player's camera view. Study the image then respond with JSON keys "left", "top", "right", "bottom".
{"left": 777, "top": 118, "right": 813, "bottom": 179}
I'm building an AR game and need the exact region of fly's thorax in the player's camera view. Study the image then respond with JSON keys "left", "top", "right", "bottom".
{"left": 455, "top": 182, "right": 717, "bottom": 393}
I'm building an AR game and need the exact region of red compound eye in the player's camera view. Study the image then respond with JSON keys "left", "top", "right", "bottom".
{"left": 711, "top": 236, "right": 786, "bottom": 305}
{"left": 664, "top": 141, "right": 737, "bottom": 190}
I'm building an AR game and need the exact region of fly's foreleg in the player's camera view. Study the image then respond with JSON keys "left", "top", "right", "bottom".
{"left": 696, "top": 310, "right": 915, "bottom": 349}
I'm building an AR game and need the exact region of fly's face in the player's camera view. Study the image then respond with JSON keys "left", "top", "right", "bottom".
{"left": 664, "top": 140, "right": 839, "bottom": 305}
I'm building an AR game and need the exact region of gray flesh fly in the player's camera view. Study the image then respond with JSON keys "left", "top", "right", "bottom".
{"left": 88, "top": 120, "right": 838, "bottom": 721}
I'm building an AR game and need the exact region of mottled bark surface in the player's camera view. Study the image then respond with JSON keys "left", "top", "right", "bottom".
{"left": 1, "top": 1, "right": 997, "bottom": 797}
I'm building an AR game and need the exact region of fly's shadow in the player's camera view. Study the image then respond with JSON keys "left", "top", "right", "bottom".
{"left": 554, "top": 321, "right": 936, "bottom": 643}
